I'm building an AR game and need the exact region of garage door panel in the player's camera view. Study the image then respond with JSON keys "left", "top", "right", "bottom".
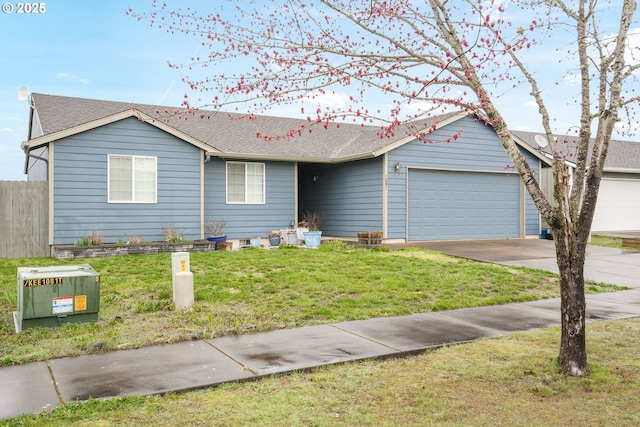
{"left": 592, "top": 178, "right": 640, "bottom": 232}
{"left": 408, "top": 169, "right": 520, "bottom": 241}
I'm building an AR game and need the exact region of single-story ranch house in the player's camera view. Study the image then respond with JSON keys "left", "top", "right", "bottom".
{"left": 21, "top": 93, "right": 639, "bottom": 248}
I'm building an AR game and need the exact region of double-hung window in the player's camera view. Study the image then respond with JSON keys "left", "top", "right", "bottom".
{"left": 226, "top": 162, "right": 265, "bottom": 204}
{"left": 108, "top": 155, "right": 157, "bottom": 203}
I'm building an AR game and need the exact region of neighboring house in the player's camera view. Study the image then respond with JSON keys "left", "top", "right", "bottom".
{"left": 513, "top": 131, "right": 640, "bottom": 233}
{"left": 22, "top": 93, "right": 548, "bottom": 248}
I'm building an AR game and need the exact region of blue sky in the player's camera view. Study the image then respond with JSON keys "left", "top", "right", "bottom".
{"left": 0, "top": 1, "right": 197, "bottom": 180}
{"left": 0, "top": 1, "right": 637, "bottom": 180}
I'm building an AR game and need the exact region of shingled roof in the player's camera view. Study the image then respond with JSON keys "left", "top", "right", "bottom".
{"left": 25, "top": 93, "right": 465, "bottom": 163}
{"left": 512, "top": 130, "right": 640, "bottom": 172}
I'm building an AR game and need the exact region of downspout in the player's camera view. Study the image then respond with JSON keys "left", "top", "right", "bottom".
{"left": 23, "top": 146, "right": 49, "bottom": 177}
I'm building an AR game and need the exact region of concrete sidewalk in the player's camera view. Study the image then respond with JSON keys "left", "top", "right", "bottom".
{"left": 3, "top": 289, "right": 640, "bottom": 420}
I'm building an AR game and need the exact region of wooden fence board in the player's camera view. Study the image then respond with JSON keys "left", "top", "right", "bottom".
{"left": 0, "top": 181, "right": 49, "bottom": 258}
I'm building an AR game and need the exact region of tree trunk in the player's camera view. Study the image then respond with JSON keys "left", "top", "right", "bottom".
{"left": 554, "top": 229, "right": 589, "bottom": 376}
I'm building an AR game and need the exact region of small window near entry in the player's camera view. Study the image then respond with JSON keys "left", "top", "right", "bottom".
{"left": 108, "top": 155, "right": 157, "bottom": 203}
{"left": 226, "top": 161, "right": 265, "bottom": 204}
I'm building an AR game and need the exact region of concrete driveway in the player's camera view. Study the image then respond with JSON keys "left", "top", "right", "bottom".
{"left": 394, "top": 239, "right": 640, "bottom": 288}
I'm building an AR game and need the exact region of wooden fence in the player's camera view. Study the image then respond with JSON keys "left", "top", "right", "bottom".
{"left": 0, "top": 181, "right": 49, "bottom": 258}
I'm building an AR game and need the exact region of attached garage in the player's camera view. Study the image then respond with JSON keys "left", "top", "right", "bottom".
{"left": 591, "top": 176, "right": 640, "bottom": 232}
{"left": 407, "top": 169, "right": 521, "bottom": 241}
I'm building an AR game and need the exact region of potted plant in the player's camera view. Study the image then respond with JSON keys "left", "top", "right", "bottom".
{"left": 283, "top": 229, "right": 299, "bottom": 245}
{"left": 205, "top": 218, "right": 227, "bottom": 248}
{"left": 299, "top": 210, "right": 324, "bottom": 248}
{"left": 268, "top": 230, "right": 282, "bottom": 247}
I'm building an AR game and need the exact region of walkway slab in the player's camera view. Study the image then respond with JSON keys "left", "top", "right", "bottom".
{"left": 515, "top": 297, "right": 561, "bottom": 315}
{"left": 0, "top": 362, "right": 60, "bottom": 419}
{"left": 584, "top": 297, "right": 640, "bottom": 321}
{"left": 438, "top": 304, "right": 560, "bottom": 332}
{"left": 335, "top": 313, "right": 502, "bottom": 352}
{"left": 583, "top": 253, "right": 640, "bottom": 288}
{"left": 589, "top": 289, "right": 640, "bottom": 306}
{"left": 208, "top": 324, "right": 397, "bottom": 376}
{"left": 514, "top": 292, "right": 640, "bottom": 322}
{"left": 49, "top": 341, "right": 254, "bottom": 402}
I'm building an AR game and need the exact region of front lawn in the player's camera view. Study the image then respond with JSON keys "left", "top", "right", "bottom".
{"left": 0, "top": 241, "right": 621, "bottom": 366}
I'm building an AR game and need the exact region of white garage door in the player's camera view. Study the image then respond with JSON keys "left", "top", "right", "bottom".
{"left": 407, "top": 169, "right": 521, "bottom": 241}
{"left": 592, "top": 178, "right": 640, "bottom": 232}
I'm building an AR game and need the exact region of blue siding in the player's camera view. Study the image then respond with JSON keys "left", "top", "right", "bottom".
{"left": 523, "top": 152, "right": 541, "bottom": 235}
{"left": 299, "top": 158, "right": 383, "bottom": 237}
{"left": 387, "top": 116, "right": 540, "bottom": 239}
{"left": 53, "top": 117, "right": 202, "bottom": 244}
{"left": 203, "top": 158, "right": 296, "bottom": 238}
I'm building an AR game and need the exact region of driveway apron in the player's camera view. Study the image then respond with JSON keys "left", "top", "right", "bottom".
{"left": 390, "top": 239, "right": 640, "bottom": 288}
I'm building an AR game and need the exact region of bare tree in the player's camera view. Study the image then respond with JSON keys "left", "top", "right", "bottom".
{"left": 130, "top": 0, "right": 639, "bottom": 376}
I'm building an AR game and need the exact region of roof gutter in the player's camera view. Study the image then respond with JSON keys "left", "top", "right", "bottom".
{"left": 603, "top": 167, "right": 640, "bottom": 174}
{"left": 204, "top": 151, "right": 377, "bottom": 164}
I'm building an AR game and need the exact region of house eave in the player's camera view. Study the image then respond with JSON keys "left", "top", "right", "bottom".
{"left": 23, "top": 110, "right": 218, "bottom": 154}
{"left": 509, "top": 133, "right": 554, "bottom": 165}
{"left": 604, "top": 167, "right": 640, "bottom": 174}
{"left": 205, "top": 151, "right": 378, "bottom": 164}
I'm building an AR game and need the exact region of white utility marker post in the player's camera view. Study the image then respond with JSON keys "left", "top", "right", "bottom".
{"left": 171, "top": 252, "right": 194, "bottom": 310}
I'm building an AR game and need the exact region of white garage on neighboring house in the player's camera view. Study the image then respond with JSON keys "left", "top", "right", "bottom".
{"left": 513, "top": 131, "right": 640, "bottom": 233}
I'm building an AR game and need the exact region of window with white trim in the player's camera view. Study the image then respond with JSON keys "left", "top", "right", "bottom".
{"left": 108, "top": 155, "right": 157, "bottom": 203}
{"left": 226, "top": 162, "right": 265, "bottom": 204}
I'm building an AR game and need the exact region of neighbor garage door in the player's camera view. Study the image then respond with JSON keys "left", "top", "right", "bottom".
{"left": 591, "top": 178, "right": 640, "bottom": 232}
{"left": 408, "top": 169, "right": 521, "bottom": 241}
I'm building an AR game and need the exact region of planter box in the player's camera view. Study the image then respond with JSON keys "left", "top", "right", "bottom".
{"left": 357, "top": 232, "right": 383, "bottom": 248}
{"left": 358, "top": 237, "right": 382, "bottom": 248}
{"left": 52, "top": 241, "right": 216, "bottom": 259}
{"left": 216, "top": 241, "right": 233, "bottom": 251}
{"left": 622, "top": 237, "right": 640, "bottom": 249}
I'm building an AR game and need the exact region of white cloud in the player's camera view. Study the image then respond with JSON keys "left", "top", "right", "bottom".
{"left": 56, "top": 73, "right": 90, "bottom": 85}
{"left": 564, "top": 73, "right": 580, "bottom": 86}
{"left": 301, "top": 91, "right": 351, "bottom": 108}
{"left": 403, "top": 101, "right": 451, "bottom": 116}
{"left": 614, "top": 118, "right": 640, "bottom": 137}
{"left": 0, "top": 127, "right": 16, "bottom": 133}
{"left": 596, "top": 27, "right": 640, "bottom": 71}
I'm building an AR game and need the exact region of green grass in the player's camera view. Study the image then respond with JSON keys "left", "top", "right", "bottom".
{"left": 591, "top": 235, "right": 640, "bottom": 250}
{"left": 5, "top": 318, "right": 640, "bottom": 426}
{"left": 0, "top": 241, "right": 622, "bottom": 367}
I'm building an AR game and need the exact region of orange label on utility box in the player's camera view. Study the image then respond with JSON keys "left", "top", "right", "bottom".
{"left": 75, "top": 295, "right": 87, "bottom": 311}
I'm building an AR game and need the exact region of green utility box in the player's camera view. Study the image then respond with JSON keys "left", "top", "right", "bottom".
{"left": 14, "top": 264, "right": 100, "bottom": 333}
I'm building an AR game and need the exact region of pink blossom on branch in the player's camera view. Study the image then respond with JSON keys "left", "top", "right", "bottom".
{"left": 127, "top": 0, "right": 546, "bottom": 139}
